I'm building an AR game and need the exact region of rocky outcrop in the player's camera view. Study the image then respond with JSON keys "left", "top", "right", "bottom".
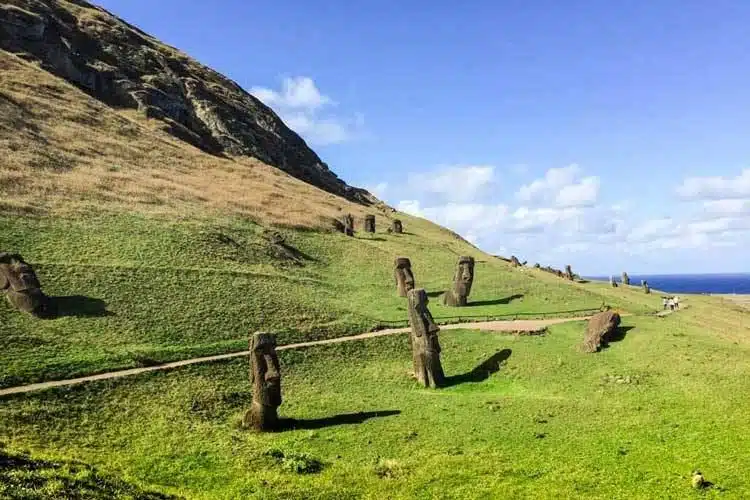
{"left": 0, "top": 0, "right": 374, "bottom": 204}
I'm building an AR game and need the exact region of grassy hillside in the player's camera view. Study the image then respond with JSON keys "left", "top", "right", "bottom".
{"left": 2, "top": 303, "right": 749, "bottom": 498}
{"left": 0, "top": 210, "right": 656, "bottom": 388}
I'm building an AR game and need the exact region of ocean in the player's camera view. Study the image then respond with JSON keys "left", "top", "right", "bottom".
{"left": 587, "top": 273, "right": 750, "bottom": 295}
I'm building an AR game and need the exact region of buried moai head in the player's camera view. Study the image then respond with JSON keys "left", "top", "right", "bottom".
{"left": 391, "top": 219, "right": 403, "bottom": 234}
{"left": 443, "top": 256, "right": 475, "bottom": 307}
{"left": 243, "top": 332, "right": 282, "bottom": 431}
{"left": 621, "top": 272, "right": 630, "bottom": 286}
{"left": 394, "top": 257, "right": 415, "bottom": 297}
{"left": 0, "top": 253, "right": 49, "bottom": 317}
{"left": 364, "top": 215, "right": 376, "bottom": 233}
{"left": 582, "top": 310, "right": 621, "bottom": 353}
{"left": 510, "top": 256, "right": 521, "bottom": 267}
{"left": 406, "top": 288, "right": 444, "bottom": 388}
{"left": 565, "top": 265, "right": 574, "bottom": 281}
{"left": 342, "top": 214, "right": 354, "bottom": 236}
{"left": 642, "top": 280, "right": 650, "bottom": 294}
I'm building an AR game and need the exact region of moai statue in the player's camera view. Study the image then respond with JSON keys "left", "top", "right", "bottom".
{"left": 610, "top": 275, "right": 618, "bottom": 288}
{"left": 342, "top": 214, "right": 354, "bottom": 236}
{"left": 621, "top": 272, "right": 630, "bottom": 286}
{"left": 364, "top": 215, "right": 376, "bottom": 233}
{"left": 394, "top": 257, "right": 415, "bottom": 297}
{"left": 407, "top": 288, "right": 445, "bottom": 388}
{"left": 642, "top": 280, "right": 651, "bottom": 294}
{"left": 243, "top": 332, "right": 282, "bottom": 432}
{"left": 510, "top": 255, "right": 521, "bottom": 267}
{"left": 0, "top": 253, "right": 50, "bottom": 317}
{"left": 443, "top": 256, "right": 475, "bottom": 307}
{"left": 582, "top": 310, "right": 621, "bottom": 353}
{"left": 565, "top": 265, "right": 574, "bottom": 281}
{"left": 391, "top": 219, "right": 403, "bottom": 234}
{"left": 534, "top": 263, "right": 541, "bottom": 269}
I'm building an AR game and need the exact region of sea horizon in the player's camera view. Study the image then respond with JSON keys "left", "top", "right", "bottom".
{"left": 585, "top": 272, "right": 750, "bottom": 295}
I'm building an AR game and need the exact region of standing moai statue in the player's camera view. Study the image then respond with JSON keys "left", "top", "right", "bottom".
{"left": 642, "top": 280, "right": 651, "bottom": 294}
{"left": 0, "top": 253, "right": 50, "bottom": 317}
{"left": 364, "top": 215, "right": 376, "bottom": 233}
{"left": 443, "top": 256, "right": 475, "bottom": 307}
{"left": 407, "top": 288, "right": 445, "bottom": 388}
{"left": 621, "top": 272, "right": 630, "bottom": 286}
{"left": 610, "top": 275, "right": 618, "bottom": 288}
{"left": 342, "top": 214, "right": 354, "bottom": 236}
{"left": 394, "top": 257, "right": 415, "bottom": 297}
{"left": 391, "top": 219, "right": 403, "bottom": 234}
{"left": 565, "top": 265, "right": 574, "bottom": 281}
{"left": 243, "top": 332, "right": 282, "bottom": 432}
{"left": 510, "top": 256, "right": 521, "bottom": 267}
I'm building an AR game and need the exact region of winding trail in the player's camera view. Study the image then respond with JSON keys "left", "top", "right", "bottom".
{"left": 0, "top": 316, "right": 592, "bottom": 397}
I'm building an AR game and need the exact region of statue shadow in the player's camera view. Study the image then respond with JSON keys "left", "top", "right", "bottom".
{"left": 469, "top": 294, "right": 524, "bottom": 307}
{"left": 443, "top": 349, "right": 512, "bottom": 388}
{"left": 426, "top": 290, "right": 445, "bottom": 298}
{"left": 45, "top": 295, "right": 114, "bottom": 319}
{"left": 278, "top": 410, "right": 401, "bottom": 431}
{"left": 602, "top": 326, "right": 635, "bottom": 348}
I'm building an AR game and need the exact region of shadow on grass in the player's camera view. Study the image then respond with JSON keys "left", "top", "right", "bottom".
{"left": 470, "top": 294, "right": 524, "bottom": 307}
{"left": 602, "top": 326, "right": 635, "bottom": 349}
{"left": 279, "top": 410, "right": 401, "bottom": 431}
{"left": 47, "top": 295, "right": 113, "bottom": 318}
{"left": 427, "top": 290, "right": 445, "bottom": 298}
{"left": 443, "top": 349, "right": 512, "bottom": 388}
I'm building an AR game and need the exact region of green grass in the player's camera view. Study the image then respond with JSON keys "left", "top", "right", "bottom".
{"left": 2, "top": 310, "right": 749, "bottom": 498}
{"left": 0, "top": 212, "right": 659, "bottom": 387}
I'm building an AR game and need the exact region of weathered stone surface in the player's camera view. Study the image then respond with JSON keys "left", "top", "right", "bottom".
{"left": 443, "top": 256, "right": 475, "bottom": 307}
{"left": 391, "top": 219, "right": 403, "bottom": 234}
{"left": 407, "top": 288, "right": 444, "bottom": 388}
{"left": 0, "top": 0, "right": 375, "bottom": 205}
{"left": 510, "top": 256, "right": 521, "bottom": 267}
{"left": 621, "top": 272, "right": 630, "bottom": 286}
{"left": 342, "top": 214, "right": 354, "bottom": 236}
{"left": 582, "top": 311, "right": 621, "bottom": 353}
{"left": 364, "top": 215, "right": 375, "bottom": 233}
{"left": 243, "top": 332, "right": 282, "bottom": 432}
{"left": 565, "top": 265, "right": 574, "bottom": 281}
{"left": 394, "top": 257, "right": 415, "bottom": 297}
{"left": 0, "top": 252, "right": 49, "bottom": 316}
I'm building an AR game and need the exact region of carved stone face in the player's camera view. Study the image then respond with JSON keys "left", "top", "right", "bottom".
{"left": 453, "top": 256, "right": 475, "bottom": 298}
{"left": 408, "top": 288, "right": 439, "bottom": 340}
{"left": 250, "top": 333, "right": 282, "bottom": 407}
{"left": 394, "top": 257, "right": 415, "bottom": 296}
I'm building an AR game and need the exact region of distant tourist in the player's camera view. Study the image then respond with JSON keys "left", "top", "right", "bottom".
{"left": 674, "top": 296, "right": 680, "bottom": 309}
{"left": 662, "top": 297, "right": 668, "bottom": 310}
{"left": 668, "top": 297, "right": 675, "bottom": 311}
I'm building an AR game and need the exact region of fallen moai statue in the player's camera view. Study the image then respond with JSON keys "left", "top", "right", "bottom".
{"left": 394, "top": 257, "right": 415, "bottom": 297}
{"left": 582, "top": 310, "right": 621, "bottom": 353}
{"left": 0, "top": 252, "right": 50, "bottom": 317}
{"left": 243, "top": 332, "right": 282, "bottom": 432}
{"left": 407, "top": 288, "right": 445, "bottom": 388}
{"left": 443, "top": 256, "right": 475, "bottom": 307}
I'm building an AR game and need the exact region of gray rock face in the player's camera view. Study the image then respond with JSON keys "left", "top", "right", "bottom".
{"left": 0, "top": 0, "right": 374, "bottom": 204}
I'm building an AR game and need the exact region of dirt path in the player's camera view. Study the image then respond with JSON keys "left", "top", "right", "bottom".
{"left": 0, "top": 316, "right": 591, "bottom": 397}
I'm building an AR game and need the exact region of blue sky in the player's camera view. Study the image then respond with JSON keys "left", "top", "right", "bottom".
{"left": 96, "top": 0, "right": 750, "bottom": 275}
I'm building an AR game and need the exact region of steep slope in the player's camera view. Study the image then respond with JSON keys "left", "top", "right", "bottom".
{"left": 0, "top": 0, "right": 372, "bottom": 204}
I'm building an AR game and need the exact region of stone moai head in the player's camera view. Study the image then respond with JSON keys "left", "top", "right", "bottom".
{"left": 0, "top": 253, "right": 49, "bottom": 317}
{"left": 342, "top": 214, "right": 354, "bottom": 236}
{"left": 394, "top": 257, "right": 415, "bottom": 297}
{"left": 510, "top": 256, "right": 520, "bottom": 267}
{"left": 406, "top": 288, "right": 444, "bottom": 388}
{"left": 244, "top": 332, "right": 282, "bottom": 431}
{"left": 565, "top": 265, "right": 574, "bottom": 280}
{"left": 443, "top": 256, "right": 475, "bottom": 307}
{"left": 622, "top": 272, "right": 630, "bottom": 286}
{"left": 610, "top": 275, "right": 618, "bottom": 287}
{"left": 364, "top": 215, "right": 376, "bottom": 233}
{"left": 642, "top": 280, "right": 650, "bottom": 294}
{"left": 391, "top": 219, "right": 403, "bottom": 234}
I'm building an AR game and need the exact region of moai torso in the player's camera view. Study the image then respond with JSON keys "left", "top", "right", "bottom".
{"left": 443, "top": 256, "right": 475, "bottom": 307}
{"left": 0, "top": 253, "right": 49, "bottom": 316}
{"left": 244, "top": 332, "right": 282, "bottom": 431}
{"left": 394, "top": 257, "right": 415, "bottom": 297}
{"left": 391, "top": 220, "right": 403, "bottom": 234}
{"left": 364, "top": 215, "right": 376, "bottom": 233}
{"left": 407, "top": 288, "right": 444, "bottom": 388}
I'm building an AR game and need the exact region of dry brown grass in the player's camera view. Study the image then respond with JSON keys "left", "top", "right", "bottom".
{"left": 0, "top": 50, "right": 376, "bottom": 228}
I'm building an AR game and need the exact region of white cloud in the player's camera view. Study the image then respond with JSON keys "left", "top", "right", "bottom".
{"left": 409, "top": 165, "right": 495, "bottom": 202}
{"left": 397, "top": 200, "right": 424, "bottom": 217}
{"left": 627, "top": 218, "right": 675, "bottom": 242}
{"left": 702, "top": 199, "right": 750, "bottom": 216}
{"left": 676, "top": 169, "right": 750, "bottom": 200}
{"left": 367, "top": 182, "right": 388, "bottom": 198}
{"left": 251, "top": 76, "right": 360, "bottom": 145}
{"left": 517, "top": 164, "right": 600, "bottom": 207}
